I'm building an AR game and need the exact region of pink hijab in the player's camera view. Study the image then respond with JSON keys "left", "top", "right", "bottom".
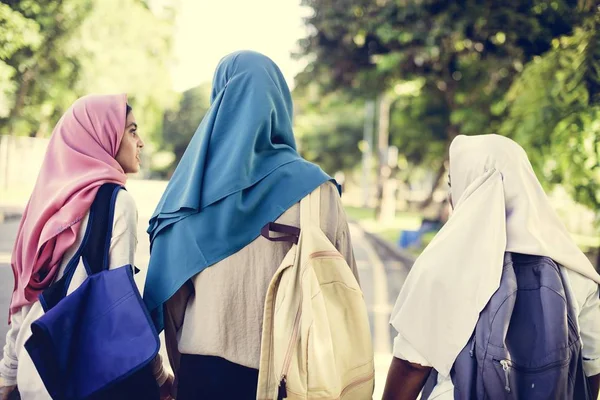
{"left": 10, "top": 94, "right": 129, "bottom": 318}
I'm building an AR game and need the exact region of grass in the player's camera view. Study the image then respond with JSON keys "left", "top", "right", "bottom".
{"left": 345, "top": 205, "right": 600, "bottom": 258}
{"left": 345, "top": 206, "right": 422, "bottom": 230}
{"left": 378, "top": 228, "right": 402, "bottom": 245}
{"left": 344, "top": 206, "right": 378, "bottom": 222}
{"left": 344, "top": 205, "right": 426, "bottom": 254}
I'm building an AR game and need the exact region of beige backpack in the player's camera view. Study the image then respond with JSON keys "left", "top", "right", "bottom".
{"left": 257, "top": 186, "right": 374, "bottom": 400}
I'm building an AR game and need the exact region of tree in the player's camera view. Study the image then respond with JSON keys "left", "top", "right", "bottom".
{"left": 298, "top": 0, "right": 591, "bottom": 206}
{"left": 293, "top": 85, "right": 365, "bottom": 175}
{"left": 160, "top": 83, "right": 211, "bottom": 176}
{"left": 72, "top": 0, "right": 179, "bottom": 143}
{"left": 502, "top": 12, "right": 600, "bottom": 211}
{"left": 0, "top": 0, "right": 93, "bottom": 136}
{"left": 0, "top": 2, "right": 42, "bottom": 118}
{"left": 388, "top": 81, "right": 448, "bottom": 185}
{"left": 0, "top": 0, "right": 179, "bottom": 149}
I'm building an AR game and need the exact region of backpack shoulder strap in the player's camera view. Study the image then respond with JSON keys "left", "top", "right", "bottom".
{"left": 39, "top": 183, "right": 122, "bottom": 312}
{"left": 260, "top": 185, "right": 322, "bottom": 245}
{"left": 311, "top": 186, "right": 321, "bottom": 224}
{"left": 300, "top": 186, "right": 321, "bottom": 229}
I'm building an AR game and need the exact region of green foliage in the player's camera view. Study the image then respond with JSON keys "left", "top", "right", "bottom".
{"left": 0, "top": 0, "right": 178, "bottom": 150}
{"left": 0, "top": 3, "right": 41, "bottom": 59}
{"left": 0, "top": 0, "right": 93, "bottom": 134}
{"left": 299, "top": 0, "right": 582, "bottom": 89}
{"left": 293, "top": 86, "right": 365, "bottom": 174}
{"left": 160, "top": 83, "right": 211, "bottom": 176}
{"left": 72, "top": 0, "right": 178, "bottom": 143}
{"left": 389, "top": 82, "right": 448, "bottom": 167}
{"left": 297, "top": 0, "right": 590, "bottom": 187}
{"left": 0, "top": 3, "right": 41, "bottom": 116}
{"left": 503, "top": 14, "right": 600, "bottom": 210}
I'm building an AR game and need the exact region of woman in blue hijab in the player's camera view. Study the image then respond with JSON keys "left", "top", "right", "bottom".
{"left": 144, "top": 51, "right": 359, "bottom": 398}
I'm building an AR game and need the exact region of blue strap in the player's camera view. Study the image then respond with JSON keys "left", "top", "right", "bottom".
{"left": 40, "top": 183, "right": 122, "bottom": 312}
{"left": 82, "top": 184, "right": 121, "bottom": 275}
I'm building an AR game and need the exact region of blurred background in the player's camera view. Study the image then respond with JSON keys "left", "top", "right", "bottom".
{"left": 2, "top": 0, "right": 600, "bottom": 262}
{"left": 1, "top": 0, "right": 600, "bottom": 396}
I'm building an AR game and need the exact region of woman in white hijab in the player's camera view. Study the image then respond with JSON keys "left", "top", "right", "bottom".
{"left": 383, "top": 134, "right": 600, "bottom": 399}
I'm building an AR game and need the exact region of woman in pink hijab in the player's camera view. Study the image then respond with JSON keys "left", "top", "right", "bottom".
{"left": 0, "top": 94, "right": 172, "bottom": 400}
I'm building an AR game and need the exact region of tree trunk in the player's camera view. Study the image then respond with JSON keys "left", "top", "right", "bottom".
{"left": 419, "top": 124, "right": 458, "bottom": 210}
{"left": 7, "top": 68, "right": 35, "bottom": 136}
{"left": 361, "top": 100, "right": 375, "bottom": 208}
{"left": 578, "top": 0, "right": 595, "bottom": 12}
{"left": 35, "top": 116, "right": 51, "bottom": 138}
{"left": 420, "top": 159, "right": 447, "bottom": 210}
{"left": 375, "top": 93, "right": 393, "bottom": 221}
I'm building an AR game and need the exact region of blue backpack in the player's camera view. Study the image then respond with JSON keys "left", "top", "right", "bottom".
{"left": 24, "top": 184, "right": 160, "bottom": 400}
{"left": 422, "top": 252, "right": 591, "bottom": 399}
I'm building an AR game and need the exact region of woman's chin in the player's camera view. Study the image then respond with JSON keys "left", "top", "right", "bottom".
{"left": 125, "top": 165, "right": 140, "bottom": 175}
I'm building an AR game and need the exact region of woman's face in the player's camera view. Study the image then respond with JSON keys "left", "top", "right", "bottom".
{"left": 115, "top": 111, "right": 144, "bottom": 174}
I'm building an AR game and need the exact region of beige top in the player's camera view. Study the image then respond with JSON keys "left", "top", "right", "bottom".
{"left": 164, "top": 182, "right": 358, "bottom": 373}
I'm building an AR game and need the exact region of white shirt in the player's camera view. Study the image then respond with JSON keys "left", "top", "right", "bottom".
{"left": 0, "top": 190, "right": 166, "bottom": 400}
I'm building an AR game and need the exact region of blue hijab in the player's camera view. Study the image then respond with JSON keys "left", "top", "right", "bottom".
{"left": 144, "top": 51, "right": 333, "bottom": 331}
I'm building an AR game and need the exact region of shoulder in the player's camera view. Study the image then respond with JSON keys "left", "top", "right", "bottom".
{"left": 112, "top": 188, "right": 138, "bottom": 227}
{"left": 508, "top": 253, "right": 598, "bottom": 306}
{"left": 317, "top": 181, "right": 350, "bottom": 238}
{"left": 318, "top": 181, "right": 343, "bottom": 211}
{"left": 114, "top": 188, "right": 137, "bottom": 213}
{"left": 562, "top": 266, "right": 599, "bottom": 306}
{"left": 320, "top": 180, "right": 340, "bottom": 195}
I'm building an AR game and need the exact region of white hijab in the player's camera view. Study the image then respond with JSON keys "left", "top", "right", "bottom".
{"left": 390, "top": 134, "right": 600, "bottom": 376}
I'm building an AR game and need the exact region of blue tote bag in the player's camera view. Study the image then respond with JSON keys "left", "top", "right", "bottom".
{"left": 24, "top": 184, "right": 160, "bottom": 400}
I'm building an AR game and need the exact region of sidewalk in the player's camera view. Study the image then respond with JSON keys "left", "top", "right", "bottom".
{"left": 348, "top": 221, "right": 417, "bottom": 399}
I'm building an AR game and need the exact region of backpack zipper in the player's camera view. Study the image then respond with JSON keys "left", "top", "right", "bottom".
{"left": 277, "top": 375, "right": 287, "bottom": 400}
{"left": 276, "top": 250, "right": 347, "bottom": 399}
{"left": 469, "top": 339, "right": 476, "bottom": 358}
{"left": 500, "top": 360, "right": 511, "bottom": 393}
{"left": 277, "top": 304, "right": 302, "bottom": 399}
{"left": 494, "top": 358, "right": 571, "bottom": 393}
